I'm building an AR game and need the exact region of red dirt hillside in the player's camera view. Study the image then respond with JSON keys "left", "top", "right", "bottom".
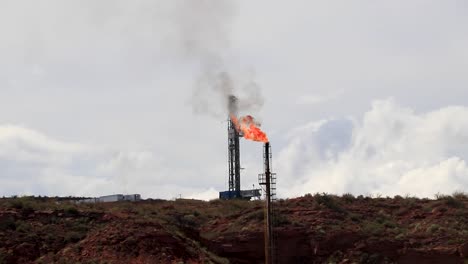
{"left": 0, "top": 193, "right": 467, "bottom": 263}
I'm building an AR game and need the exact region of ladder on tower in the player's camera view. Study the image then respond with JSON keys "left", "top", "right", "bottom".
{"left": 258, "top": 143, "right": 278, "bottom": 264}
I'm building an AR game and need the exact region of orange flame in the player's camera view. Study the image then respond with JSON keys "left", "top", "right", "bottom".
{"left": 231, "top": 115, "right": 269, "bottom": 143}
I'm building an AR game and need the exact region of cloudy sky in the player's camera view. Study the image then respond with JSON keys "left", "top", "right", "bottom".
{"left": 1, "top": 0, "right": 468, "bottom": 199}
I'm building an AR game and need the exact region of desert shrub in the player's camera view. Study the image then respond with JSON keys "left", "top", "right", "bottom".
{"left": 362, "top": 221, "right": 384, "bottom": 235}
{"left": 272, "top": 213, "right": 290, "bottom": 227}
{"left": 426, "top": 224, "right": 440, "bottom": 233}
{"left": 208, "top": 199, "right": 221, "bottom": 206}
{"left": 64, "top": 206, "right": 79, "bottom": 215}
{"left": 277, "top": 198, "right": 287, "bottom": 204}
{"left": 64, "top": 231, "right": 85, "bottom": 243}
{"left": 9, "top": 199, "right": 25, "bottom": 209}
{"left": 314, "top": 225, "right": 326, "bottom": 235}
{"left": 9, "top": 199, "right": 35, "bottom": 212}
{"left": 403, "top": 197, "right": 419, "bottom": 208}
{"left": 15, "top": 221, "right": 31, "bottom": 233}
{"left": 395, "top": 207, "right": 410, "bottom": 216}
{"left": 435, "top": 193, "right": 449, "bottom": 200}
{"left": 342, "top": 193, "right": 355, "bottom": 203}
{"left": 291, "top": 221, "right": 305, "bottom": 227}
{"left": 224, "top": 199, "right": 251, "bottom": 212}
{"left": 452, "top": 191, "right": 468, "bottom": 200}
{"left": 367, "top": 253, "right": 383, "bottom": 264}
{"left": 45, "top": 216, "right": 59, "bottom": 225}
{"left": 0, "top": 248, "right": 6, "bottom": 264}
{"left": 411, "top": 222, "right": 426, "bottom": 233}
{"left": 421, "top": 205, "right": 432, "bottom": 213}
{"left": 382, "top": 219, "right": 397, "bottom": 229}
{"left": 349, "top": 213, "right": 362, "bottom": 222}
{"left": 375, "top": 212, "right": 395, "bottom": 228}
{"left": 171, "top": 214, "right": 198, "bottom": 228}
{"left": 314, "top": 193, "right": 345, "bottom": 213}
{"left": 0, "top": 216, "right": 16, "bottom": 231}
{"left": 359, "top": 253, "right": 388, "bottom": 264}
{"left": 327, "top": 250, "right": 344, "bottom": 263}
{"left": 440, "top": 196, "right": 464, "bottom": 208}
{"left": 438, "top": 207, "right": 448, "bottom": 212}
{"left": 245, "top": 210, "right": 264, "bottom": 221}
{"left": 72, "top": 223, "right": 89, "bottom": 233}
{"left": 395, "top": 233, "right": 406, "bottom": 240}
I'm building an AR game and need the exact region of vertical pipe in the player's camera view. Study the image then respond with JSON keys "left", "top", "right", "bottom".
{"left": 264, "top": 142, "right": 272, "bottom": 264}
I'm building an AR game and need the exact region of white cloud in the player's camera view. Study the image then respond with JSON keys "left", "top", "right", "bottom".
{"left": 3, "top": 100, "right": 468, "bottom": 200}
{"left": 0, "top": 124, "right": 86, "bottom": 164}
{"left": 278, "top": 99, "right": 468, "bottom": 198}
{"left": 0, "top": 1, "right": 467, "bottom": 200}
{"left": 0, "top": 124, "right": 220, "bottom": 199}
{"left": 296, "top": 90, "right": 343, "bottom": 106}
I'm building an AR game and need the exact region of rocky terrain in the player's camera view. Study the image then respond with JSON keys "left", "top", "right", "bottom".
{"left": 0, "top": 193, "right": 467, "bottom": 263}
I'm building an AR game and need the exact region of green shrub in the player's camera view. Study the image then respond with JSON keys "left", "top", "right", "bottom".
{"left": 452, "top": 191, "right": 468, "bottom": 200}
{"left": 0, "top": 248, "right": 6, "bottom": 264}
{"left": 426, "top": 224, "right": 440, "bottom": 233}
{"left": 395, "top": 233, "right": 405, "bottom": 240}
{"left": 64, "top": 206, "right": 80, "bottom": 215}
{"left": 383, "top": 220, "right": 397, "bottom": 228}
{"left": 15, "top": 221, "right": 31, "bottom": 233}
{"left": 342, "top": 193, "right": 355, "bottom": 203}
{"left": 245, "top": 210, "right": 264, "bottom": 221}
{"left": 0, "top": 217, "right": 16, "bottom": 231}
{"left": 435, "top": 193, "right": 449, "bottom": 200}
{"left": 9, "top": 199, "right": 25, "bottom": 209}
{"left": 362, "top": 221, "right": 384, "bottom": 235}
{"left": 443, "top": 196, "right": 464, "bottom": 208}
{"left": 411, "top": 223, "right": 423, "bottom": 232}
{"left": 208, "top": 199, "right": 221, "bottom": 205}
{"left": 314, "top": 193, "right": 345, "bottom": 213}
{"left": 72, "top": 223, "right": 89, "bottom": 233}
{"left": 272, "top": 213, "right": 290, "bottom": 226}
{"left": 349, "top": 213, "right": 362, "bottom": 222}
{"left": 395, "top": 207, "right": 409, "bottom": 216}
{"left": 171, "top": 214, "right": 198, "bottom": 228}
{"left": 64, "top": 231, "right": 85, "bottom": 243}
{"left": 9, "top": 199, "right": 35, "bottom": 213}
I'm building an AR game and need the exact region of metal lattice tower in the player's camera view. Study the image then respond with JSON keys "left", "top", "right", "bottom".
{"left": 227, "top": 95, "right": 241, "bottom": 198}
{"left": 220, "top": 95, "right": 261, "bottom": 201}
{"left": 228, "top": 118, "right": 241, "bottom": 198}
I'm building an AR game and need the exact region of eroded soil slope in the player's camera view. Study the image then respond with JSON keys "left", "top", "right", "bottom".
{"left": 0, "top": 194, "right": 467, "bottom": 263}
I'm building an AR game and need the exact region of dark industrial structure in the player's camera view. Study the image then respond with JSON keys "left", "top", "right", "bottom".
{"left": 217, "top": 95, "right": 276, "bottom": 262}
{"left": 258, "top": 142, "right": 277, "bottom": 264}
{"left": 219, "top": 95, "right": 261, "bottom": 200}
{"left": 227, "top": 95, "right": 241, "bottom": 197}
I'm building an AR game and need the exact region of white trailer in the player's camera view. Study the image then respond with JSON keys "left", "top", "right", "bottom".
{"left": 98, "top": 194, "right": 124, "bottom": 202}
{"left": 123, "top": 194, "right": 141, "bottom": 201}
{"left": 76, "top": 194, "right": 142, "bottom": 203}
